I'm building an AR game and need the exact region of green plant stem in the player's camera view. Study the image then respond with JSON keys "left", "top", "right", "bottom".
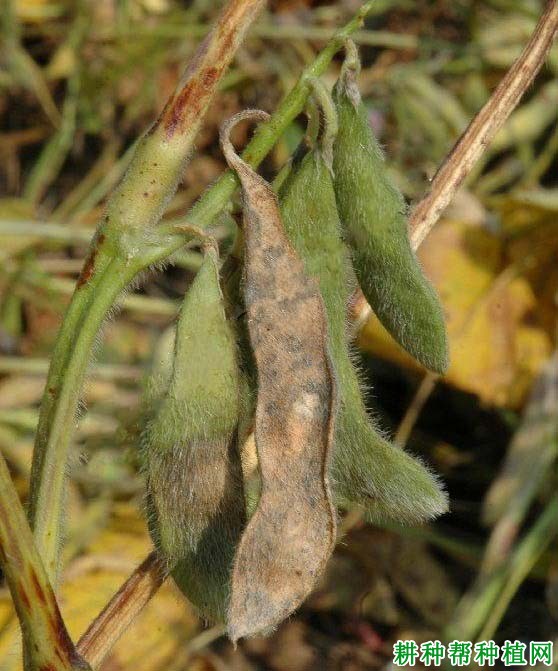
{"left": 478, "top": 495, "right": 558, "bottom": 641}
{"left": 28, "top": 0, "right": 266, "bottom": 584}
{"left": 51, "top": 140, "right": 121, "bottom": 222}
{"left": 0, "top": 452, "right": 90, "bottom": 671}
{"left": 23, "top": 0, "right": 88, "bottom": 204}
{"left": 0, "top": 220, "right": 94, "bottom": 243}
{"left": 95, "top": 22, "right": 418, "bottom": 50}
{"left": 28, "top": 241, "right": 182, "bottom": 580}
{"left": 522, "top": 115, "right": 558, "bottom": 185}
{"left": 0, "top": 356, "right": 140, "bottom": 380}
{"left": 0, "top": 215, "right": 193, "bottom": 245}
{"left": 0, "top": 0, "right": 61, "bottom": 126}
{"left": 446, "top": 354, "right": 558, "bottom": 642}
{"left": 12, "top": 266, "right": 179, "bottom": 317}
{"left": 28, "top": 0, "right": 375, "bottom": 587}
{"left": 66, "top": 141, "right": 138, "bottom": 221}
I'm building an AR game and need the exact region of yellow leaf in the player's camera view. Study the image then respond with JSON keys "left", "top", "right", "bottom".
{"left": 0, "top": 504, "right": 202, "bottom": 671}
{"left": 358, "top": 218, "right": 552, "bottom": 408}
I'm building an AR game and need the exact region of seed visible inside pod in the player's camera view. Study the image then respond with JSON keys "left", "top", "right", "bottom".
{"left": 220, "top": 109, "right": 337, "bottom": 642}
{"left": 142, "top": 239, "right": 247, "bottom": 623}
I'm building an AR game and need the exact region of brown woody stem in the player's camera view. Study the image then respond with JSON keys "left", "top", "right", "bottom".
{"left": 409, "top": 0, "right": 558, "bottom": 249}
{"left": 0, "top": 452, "right": 90, "bottom": 671}
{"left": 76, "top": 552, "right": 167, "bottom": 670}
{"left": 352, "top": 0, "right": 558, "bottom": 325}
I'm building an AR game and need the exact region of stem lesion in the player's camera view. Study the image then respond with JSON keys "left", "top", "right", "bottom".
{"left": 0, "top": 451, "right": 90, "bottom": 671}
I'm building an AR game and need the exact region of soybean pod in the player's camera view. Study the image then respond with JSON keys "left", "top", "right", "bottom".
{"left": 333, "top": 42, "right": 448, "bottom": 374}
{"left": 142, "top": 239, "right": 246, "bottom": 623}
{"left": 279, "top": 82, "right": 447, "bottom": 523}
{"left": 220, "top": 110, "right": 337, "bottom": 641}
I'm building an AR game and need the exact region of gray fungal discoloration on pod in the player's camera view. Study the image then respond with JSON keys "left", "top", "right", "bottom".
{"left": 142, "top": 244, "right": 247, "bottom": 624}
{"left": 220, "top": 110, "right": 337, "bottom": 641}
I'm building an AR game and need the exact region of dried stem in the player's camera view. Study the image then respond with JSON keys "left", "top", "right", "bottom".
{"left": 409, "top": 0, "right": 558, "bottom": 249}
{"left": 351, "top": 0, "right": 558, "bottom": 326}
{"left": 0, "top": 452, "right": 89, "bottom": 671}
{"left": 76, "top": 552, "right": 167, "bottom": 670}
{"left": 394, "top": 372, "right": 439, "bottom": 447}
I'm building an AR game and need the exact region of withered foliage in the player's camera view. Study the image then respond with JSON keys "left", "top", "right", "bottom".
{"left": 220, "top": 110, "right": 337, "bottom": 641}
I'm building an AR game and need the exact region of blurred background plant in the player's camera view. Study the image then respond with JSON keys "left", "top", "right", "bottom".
{"left": 0, "top": 0, "right": 557, "bottom": 669}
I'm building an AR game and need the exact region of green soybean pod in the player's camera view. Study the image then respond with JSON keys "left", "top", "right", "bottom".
{"left": 332, "top": 43, "right": 449, "bottom": 374}
{"left": 142, "top": 241, "right": 246, "bottom": 623}
{"left": 279, "top": 101, "right": 447, "bottom": 523}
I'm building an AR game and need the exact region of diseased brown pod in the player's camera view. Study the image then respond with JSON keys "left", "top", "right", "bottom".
{"left": 220, "top": 110, "right": 337, "bottom": 641}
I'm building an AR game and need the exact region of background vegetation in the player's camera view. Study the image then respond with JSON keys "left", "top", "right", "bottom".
{"left": 1, "top": 0, "right": 557, "bottom": 668}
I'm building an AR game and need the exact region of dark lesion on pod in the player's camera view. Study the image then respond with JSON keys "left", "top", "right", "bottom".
{"left": 220, "top": 110, "right": 337, "bottom": 642}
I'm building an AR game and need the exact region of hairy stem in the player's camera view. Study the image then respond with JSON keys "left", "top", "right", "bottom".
{"left": 29, "top": 0, "right": 374, "bottom": 585}
{"left": 29, "top": 0, "right": 266, "bottom": 584}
